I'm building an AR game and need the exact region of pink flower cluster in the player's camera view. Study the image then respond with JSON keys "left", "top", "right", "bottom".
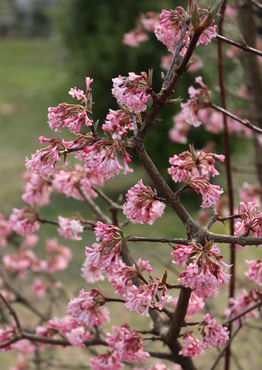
{"left": 179, "top": 332, "right": 203, "bottom": 357}
{"left": 0, "top": 212, "right": 11, "bottom": 248}
{"left": 81, "top": 260, "right": 105, "bottom": 284}
{"left": 67, "top": 289, "right": 109, "bottom": 328}
{"left": 75, "top": 140, "right": 133, "bottom": 180}
{"left": 125, "top": 275, "right": 170, "bottom": 316}
{"left": 52, "top": 163, "right": 104, "bottom": 200}
{"left": 245, "top": 260, "right": 262, "bottom": 285}
{"left": 123, "top": 180, "right": 166, "bottom": 225}
{"left": 0, "top": 325, "right": 16, "bottom": 352}
{"left": 170, "top": 291, "right": 205, "bottom": 317}
{"left": 22, "top": 171, "right": 52, "bottom": 207}
{"left": 9, "top": 207, "right": 39, "bottom": 237}
{"left": 91, "top": 352, "right": 123, "bottom": 370}
{"left": 102, "top": 109, "right": 137, "bottom": 140}
{"left": 112, "top": 72, "right": 151, "bottom": 112}
{"left": 172, "top": 243, "right": 231, "bottom": 290}
{"left": 168, "top": 146, "right": 224, "bottom": 208}
{"left": 108, "top": 324, "right": 149, "bottom": 363}
{"left": 85, "top": 222, "right": 125, "bottom": 273}
{"left": 155, "top": 8, "right": 216, "bottom": 55}
{"left": 25, "top": 136, "right": 73, "bottom": 180}
{"left": 225, "top": 289, "right": 258, "bottom": 324}
{"left": 31, "top": 278, "right": 62, "bottom": 298}
{"left": 48, "top": 77, "right": 93, "bottom": 134}
{"left": 57, "top": 216, "right": 84, "bottom": 240}
{"left": 235, "top": 201, "right": 262, "bottom": 238}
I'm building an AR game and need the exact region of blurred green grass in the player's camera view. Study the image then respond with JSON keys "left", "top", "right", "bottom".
{"left": 1, "top": 39, "right": 262, "bottom": 370}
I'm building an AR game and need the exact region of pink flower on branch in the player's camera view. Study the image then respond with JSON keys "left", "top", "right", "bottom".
{"left": 125, "top": 273, "right": 171, "bottom": 316}
{"left": 108, "top": 324, "right": 149, "bottom": 363}
{"left": 123, "top": 30, "right": 148, "bottom": 47}
{"left": 67, "top": 289, "right": 110, "bottom": 328}
{"left": 102, "top": 109, "right": 139, "bottom": 140}
{"left": 225, "top": 289, "right": 258, "bottom": 324}
{"left": 123, "top": 180, "right": 166, "bottom": 225}
{"left": 245, "top": 260, "right": 262, "bottom": 285}
{"left": 91, "top": 352, "right": 124, "bottom": 370}
{"left": 172, "top": 242, "right": 231, "bottom": 290}
{"left": 235, "top": 201, "right": 262, "bottom": 238}
{"left": 22, "top": 171, "right": 52, "bottom": 207}
{"left": 0, "top": 325, "right": 16, "bottom": 352}
{"left": 57, "top": 216, "right": 84, "bottom": 241}
{"left": 25, "top": 136, "right": 74, "bottom": 180}
{"left": 85, "top": 222, "right": 126, "bottom": 273}
{"left": 170, "top": 291, "right": 205, "bottom": 317}
{"left": 179, "top": 331, "right": 203, "bottom": 357}
{"left": 198, "top": 313, "right": 229, "bottom": 349}
{"left": 0, "top": 212, "right": 12, "bottom": 248}
{"left": 48, "top": 77, "right": 93, "bottom": 134}
{"left": 66, "top": 327, "right": 94, "bottom": 348}
{"left": 81, "top": 260, "right": 105, "bottom": 284}
{"left": 112, "top": 72, "right": 152, "bottom": 113}
{"left": 9, "top": 207, "right": 39, "bottom": 237}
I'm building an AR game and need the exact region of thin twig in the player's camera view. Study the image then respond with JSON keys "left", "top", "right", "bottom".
{"left": 248, "top": 0, "right": 262, "bottom": 10}
{"left": 223, "top": 299, "right": 262, "bottom": 325}
{"left": 215, "top": 33, "right": 262, "bottom": 57}
{"left": 0, "top": 292, "right": 21, "bottom": 332}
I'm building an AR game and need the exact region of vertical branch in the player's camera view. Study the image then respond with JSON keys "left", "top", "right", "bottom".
{"left": 217, "top": 2, "right": 236, "bottom": 369}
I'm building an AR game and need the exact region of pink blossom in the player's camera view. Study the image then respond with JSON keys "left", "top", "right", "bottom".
{"left": 66, "top": 327, "right": 94, "bottom": 348}
{"left": 125, "top": 275, "right": 170, "bottom": 316}
{"left": 81, "top": 260, "right": 105, "bottom": 283}
{"left": 123, "top": 180, "right": 166, "bottom": 225}
{"left": 238, "top": 182, "right": 262, "bottom": 205}
{"left": 245, "top": 259, "right": 262, "bottom": 285}
{"left": 44, "top": 238, "right": 72, "bottom": 273}
{"left": 169, "top": 112, "right": 190, "bottom": 144}
{"left": 235, "top": 201, "right": 262, "bottom": 238}
{"left": 140, "top": 12, "right": 160, "bottom": 31}
{"left": 22, "top": 171, "right": 52, "bottom": 206}
{"left": 199, "top": 313, "right": 229, "bottom": 349}
{"left": 85, "top": 222, "right": 125, "bottom": 273}
{"left": 108, "top": 324, "right": 149, "bottom": 363}
{"left": 48, "top": 78, "right": 93, "bottom": 133}
{"left": 102, "top": 109, "right": 136, "bottom": 140}
{"left": 179, "top": 332, "right": 203, "bottom": 357}
{"left": 123, "top": 30, "right": 148, "bottom": 47}
{"left": 21, "top": 233, "right": 39, "bottom": 248}
{"left": 0, "top": 325, "right": 16, "bottom": 352}
{"left": 0, "top": 212, "right": 11, "bottom": 248}
{"left": 112, "top": 72, "right": 151, "bottom": 112}
{"left": 58, "top": 216, "right": 84, "bottom": 240}
{"left": 187, "top": 175, "right": 224, "bottom": 209}
{"left": 52, "top": 163, "right": 104, "bottom": 201}
{"left": 75, "top": 140, "right": 133, "bottom": 180}
{"left": 9, "top": 207, "right": 39, "bottom": 237}
{"left": 172, "top": 243, "right": 231, "bottom": 290}
{"left": 13, "top": 339, "right": 36, "bottom": 354}
{"left": 67, "top": 289, "right": 110, "bottom": 328}
{"left": 25, "top": 136, "right": 74, "bottom": 180}
{"left": 31, "top": 278, "right": 62, "bottom": 298}
{"left": 59, "top": 315, "right": 79, "bottom": 336}
{"left": 107, "top": 259, "right": 152, "bottom": 297}
{"left": 91, "top": 352, "right": 124, "bottom": 370}
{"left": 194, "top": 287, "right": 218, "bottom": 299}
{"left": 225, "top": 289, "right": 258, "bottom": 324}
{"left": 3, "top": 249, "right": 39, "bottom": 278}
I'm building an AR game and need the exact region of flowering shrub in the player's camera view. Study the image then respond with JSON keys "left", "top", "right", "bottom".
{"left": 2, "top": 1, "right": 262, "bottom": 370}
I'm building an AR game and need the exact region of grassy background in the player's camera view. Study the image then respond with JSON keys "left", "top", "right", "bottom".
{"left": 0, "top": 38, "right": 261, "bottom": 370}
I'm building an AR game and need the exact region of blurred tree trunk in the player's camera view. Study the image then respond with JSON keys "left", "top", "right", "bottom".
{"left": 237, "top": 0, "right": 262, "bottom": 187}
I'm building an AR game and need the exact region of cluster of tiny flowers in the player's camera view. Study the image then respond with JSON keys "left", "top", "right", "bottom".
{"left": 125, "top": 276, "right": 170, "bottom": 316}
{"left": 235, "top": 201, "right": 262, "bottom": 238}
{"left": 107, "top": 259, "right": 153, "bottom": 297}
{"left": 85, "top": 222, "right": 125, "bottom": 273}
{"left": 57, "top": 216, "right": 84, "bottom": 241}
{"left": 75, "top": 140, "right": 133, "bottom": 180}
{"left": 9, "top": 207, "right": 39, "bottom": 237}
{"left": 67, "top": 289, "right": 110, "bottom": 328}
{"left": 224, "top": 289, "right": 258, "bottom": 324}
{"left": 91, "top": 352, "right": 123, "bottom": 370}
{"left": 102, "top": 109, "right": 136, "bottom": 140}
{"left": 48, "top": 77, "right": 93, "bottom": 134}
{"left": 0, "top": 212, "right": 11, "bottom": 248}
{"left": 112, "top": 72, "right": 151, "bottom": 112}
{"left": 180, "top": 77, "right": 212, "bottom": 127}
{"left": 198, "top": 313, "right": 229, "bottom": 349}
{"left": 168, "top": 146, "right": 224, "bottom": 182}
{"left": 52, "top": 163, "right": 104, "bottom": 200}
{"left": 172, "top": 243, "right": 231, "bottom": 290}
{"left": 22, "top": 171, "right": 52, "bottom": 207}
{"left": 45, "top": 238, "right": 72, "bottom": 274}
{"left": 245, "top": 260, "right": 262, "bottom": 285}
{"left": 108, "top": 324, "right": 149, "bottom": 363}
{"left": 25, "top": 136, "right": 74, "bottom": 180}
{"left": 179, "top": 332, "right": 203, "bottom": 357}
{"left": 81, "top": 260, "right": 105, "bottom": 284}
{"left": 66, "top": 327, "right": 94, "bottom": 348}
{"left": 155, "top": 8, "right": 216, "bottom": 55}
{"left": 123, "top": 180, "right": 166, "bottom": 225}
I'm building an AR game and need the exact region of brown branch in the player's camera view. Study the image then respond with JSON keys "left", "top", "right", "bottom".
{"left": 211, "top": 103, "right": 262, "bottom": 134}
{"left": 215, "top": 34, "right": 262, "bottom": 57}
{"left": 223, "top": 299, "right": 262, "bottom": 325}
{"left": 0, "top": 292, "right": 21, "bottom": 332}
{"left": 127, "top": 236, "right": 189, "bottom": 244}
